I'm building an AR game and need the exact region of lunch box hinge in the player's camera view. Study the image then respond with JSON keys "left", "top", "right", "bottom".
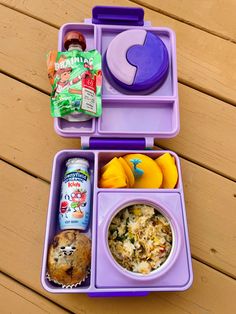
{"left": 82, "top": 137, "right": 154, "bottom": 150}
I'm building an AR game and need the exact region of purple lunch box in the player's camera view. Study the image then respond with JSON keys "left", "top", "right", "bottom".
{"left": 41, "top": 6, "right": 193, "bottom": 297}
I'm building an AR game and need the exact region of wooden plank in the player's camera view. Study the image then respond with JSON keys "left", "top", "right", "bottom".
{"left": 0, "top": 160, "right": 236, "bottom": 314}
{"left": 0, "top": 273, "right": 68, "bottom": 314}
{"left": 1, "top": 2, "right": 236, "bottom": 105}
{"left": 0, "top": 74, "right": 80, "bottom": 181}
{"left": 155, "top": 83, "right": 236, "bottom": 180}
{"left": 0, "top": 4, "right": 57, "bottom": 93}
{"left": 134, "top": 0, "right": 236, "bottom": 42}
{"left": 181, "top": 157, "right": 236, "bottom": 278}
{"left": 1, "top": 71, "right": 236, "bottom": 182}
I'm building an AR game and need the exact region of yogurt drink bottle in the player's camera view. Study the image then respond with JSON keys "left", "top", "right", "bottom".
{"left": 59, "top": 158, "right": 91, "bottom": 230}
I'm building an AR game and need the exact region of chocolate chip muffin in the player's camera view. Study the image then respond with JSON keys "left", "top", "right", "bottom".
{"left": 47, "top": 230, "right": 91, "bottom": 286}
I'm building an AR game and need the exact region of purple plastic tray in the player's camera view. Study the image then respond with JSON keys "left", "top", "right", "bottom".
{"left": 54, "top": 22, "right": 179, "bottom": 144}
{"left": 41, "top": 150, "right": 193, "bottom": 295}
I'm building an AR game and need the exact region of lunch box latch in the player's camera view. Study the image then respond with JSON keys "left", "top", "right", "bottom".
{"left": 92, "top": 6, "right": 144, "bottom": 26}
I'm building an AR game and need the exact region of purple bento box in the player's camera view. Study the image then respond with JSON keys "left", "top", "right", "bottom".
{"left": 41, "top": 6, "right": 193, "bottom": 297}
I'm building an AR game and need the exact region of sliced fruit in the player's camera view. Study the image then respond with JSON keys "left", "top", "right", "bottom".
{"left": 123, "top": 154, "right": 163, "bottom": 188}
{"left": 99, "top": 157, "right": 129, "bottom": 188}
{"left": 101, "top": 157, "right": 117, "bottom": 173}
{"left": 155, "top": 153, "right": 178, "bottom": 189}
{"left": 119, "top": 157, "right": 135, "bottom": 187}
{"left": 99, "top": 176, "right": 128, "bottom": 188}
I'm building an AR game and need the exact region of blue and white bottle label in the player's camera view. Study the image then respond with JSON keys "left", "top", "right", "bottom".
{"left": 59, "top": 166, "right": 91, "bottom": 230}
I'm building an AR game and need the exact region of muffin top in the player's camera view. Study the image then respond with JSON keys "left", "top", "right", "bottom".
{"left": 47, "top": 230, "right": 91, "bottom": 286}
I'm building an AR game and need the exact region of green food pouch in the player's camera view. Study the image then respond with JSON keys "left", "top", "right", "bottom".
{"left": 47, "top": 49, "right": 102, "bottom": 118}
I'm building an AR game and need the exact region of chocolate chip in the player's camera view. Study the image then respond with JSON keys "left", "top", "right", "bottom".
{"left": 66, "top": 267, "right": 73, "bottom": 276}
{"left": 54, "top": 258, "right": 58, "bottom": 262}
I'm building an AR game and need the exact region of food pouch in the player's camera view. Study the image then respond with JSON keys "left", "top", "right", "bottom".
{"left": 47, "top": 49, "right": 102, "bottom": 118}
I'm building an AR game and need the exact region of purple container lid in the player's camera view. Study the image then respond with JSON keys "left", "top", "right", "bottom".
{"left": 105, "top": 30, "right": 169, "bottom": 92}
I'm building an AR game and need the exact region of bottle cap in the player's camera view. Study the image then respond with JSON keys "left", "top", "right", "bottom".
{"left": 64, "top": 31, "right": 86, "bottom": 51}
{"left": 66, "top": 158, "right": 89, "bottom": 169}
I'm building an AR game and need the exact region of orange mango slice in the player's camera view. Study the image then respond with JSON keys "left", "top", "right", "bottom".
{"left": 99, "top": 157, "right": 129, "bottom": 188}
{"left": 123, "top": 154, "right": 163, "bottom": 188}
{"left": 118, "top": 157, "right": 135, "bottom": 188}
{"left": 155, "top": 153, "right": 178, "bottom": 188}
{"left": 99, "top": 176, "right": 128, "bottom": 188}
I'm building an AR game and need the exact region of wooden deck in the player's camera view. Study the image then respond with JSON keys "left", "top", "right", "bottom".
{"left": 0, "top": 1, "right": 236, "bottom": 313}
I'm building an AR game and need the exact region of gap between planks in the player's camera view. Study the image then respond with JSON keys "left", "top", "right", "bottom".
{"left": 0, "top": 2, "right": 59, "bottom": 29}
{"left": 0, "top": 157, "right": 50, "bottom": 184}
{"left": 2, "top": 0, "right": 236, "bottom": 44}
{"left": 155, "top": 143, "right": 236, "bottom": 184}
{"left": 175, "top": 78, "right": 236, "bottom": 110}
{"left": 1, "top": 2, "right": 236, "bottom": 108}
{"left": 130, "top": 0, "right": 236, "bottom": 44}
{"left": 0, "top": 271, "right": 72, "bottom": 314}
{"left": 1, "top": 70, "right": 50, "bottom": 97}
{"left": 190, "top": 254, "right": 236, "bottom": 281}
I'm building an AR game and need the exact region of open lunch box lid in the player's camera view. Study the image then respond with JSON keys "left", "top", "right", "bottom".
{"left": 54, "top": 5, "right": 179, "bottom": 149}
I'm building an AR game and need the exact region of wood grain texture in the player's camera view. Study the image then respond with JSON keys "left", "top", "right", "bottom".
{"left": 155, "top": 84, "right": 236, "bottom": 180}
{"left": 133, "top": 0, "right": 236, "bottom": 42}
{"left": 0, "top": 4, "right": 57, "bottom": 93}
{"left": 1, "top": 1, "right": 236, "bottom": 104}
{"left": 0, "top": 159, "right": 235, "bottom": 314}
{"left": 1, "top": 71, "right": 236, "bottom": 182}
{"left": 181, "top": 158, "right": 236, "bottom": 277}
{"left": 0, "top": 74, "right": 80, "bottom": 181}
{"left": 0, "top": 273, "right": 68, "bottom": 314}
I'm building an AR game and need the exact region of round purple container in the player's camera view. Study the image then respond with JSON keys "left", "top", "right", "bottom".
{"left": 105, "top": 30, "right": 169, "bottom": 93}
